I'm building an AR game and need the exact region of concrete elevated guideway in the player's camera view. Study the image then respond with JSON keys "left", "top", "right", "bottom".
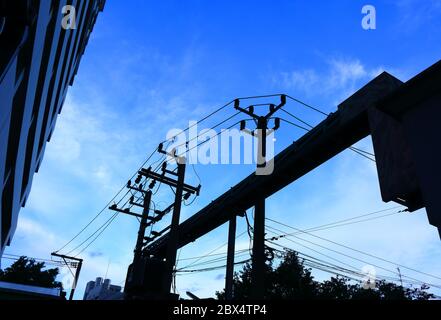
{"left": 144, "top": 60, "right": 441, "bottom": 259}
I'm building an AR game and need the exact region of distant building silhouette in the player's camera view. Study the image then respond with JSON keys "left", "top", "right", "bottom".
{"left": 0, "top": 1, "right": 105, "bottom": 258}
{"left": 83, "top": 277, "right": 123, "bottom": 300}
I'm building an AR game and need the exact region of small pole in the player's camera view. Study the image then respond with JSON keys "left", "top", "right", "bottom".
{"left": 252, "top": 197, "right": 266, "bottom": 299}
{"left": 162, "top": 161, "right": 186, "bottom": 295}
{"left": 234, "top": 96, "right": 286, "bottom": 299}
{"left": 225, "top": 216, "right": 237, "bottom": 300}
{"left": 51, "top": 253, "right": 83, "bottom": 301}
{"left": 397, "top": 267, "right": 403, "bottom": 287}
{"left": 252, "top": 117, "right": 268, "bottom": 299}
{"left": 133, "top": 190, "right": 152, "bottom": 264}
{"left": 69, "top": 259, "right": 82, "bottom": 300}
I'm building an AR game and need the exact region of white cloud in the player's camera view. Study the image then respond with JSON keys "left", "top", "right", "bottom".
{"left": 394, "top": 0, "right": 441, "bottom": 32}
{"left": 275, "top": 57, "right": 408, "bottom": 104}
{"left": 279, "top": 69, "right": 319, "bottom": 94}
{"left": 4, "top": 215, "right": 132, "bottom": 299}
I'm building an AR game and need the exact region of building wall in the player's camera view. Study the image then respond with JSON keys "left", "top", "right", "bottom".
{"left": 0, "top": 0, "right": 105, "bottom": 256}
{"left": 0, "top": 280, "right": 66, "bottom": 300}
{"left": 83, "top": 278, "right": 123, "bottom": 300}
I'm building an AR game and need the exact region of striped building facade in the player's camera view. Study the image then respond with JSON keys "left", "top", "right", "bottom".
{"left": 0, "top": 0, "right": 105, "bottom": 257}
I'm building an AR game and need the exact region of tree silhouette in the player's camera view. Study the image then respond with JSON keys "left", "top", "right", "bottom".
{"left": 0, "top": 256, "right": 63, "bottom": 289}
{"left": 216, "top": 250, "right": 434, "bottom": 300}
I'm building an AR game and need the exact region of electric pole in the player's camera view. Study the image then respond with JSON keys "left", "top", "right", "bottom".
{"left": 234, "top": 94, "right": 286, "bottom": 299}
{"left": 140, "top": 144, "right": 201, "bottom": 296}
{"left": 110, "top": 178, "right": 157, "bottom": 299}
{"left": 116, "top": 144, "right": 201, "bottom": 298}
{"left": 51, "top": 253, "right": 83, "bottom": 300}
{"left": 109, "top": 188, "right": 152, "bottom": 264}
{"left": 225, "top": 215, "right": 236, "bottom": 300}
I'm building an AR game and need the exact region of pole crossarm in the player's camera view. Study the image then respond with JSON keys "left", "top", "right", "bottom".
{"left": 108, "top": 205, "right": 144, "bottom": 219}
{"left": 51, "top": 252, "right": 83, "bottom": 262}
{"left": 234, "top": 94, "right": 286, "bottom": 120}
{"left": 138, "top": 167, "right": 201, "bottom": 195}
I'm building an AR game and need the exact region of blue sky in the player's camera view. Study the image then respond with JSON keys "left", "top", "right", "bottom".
{"left": 3, "top": 0, "right": 441, "bottom": 299}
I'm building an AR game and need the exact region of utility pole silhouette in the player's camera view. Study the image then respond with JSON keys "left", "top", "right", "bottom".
{"left": 112, "top": 143, "right": 200, "bottom": 299}
{"left": 234, "top": 95, "right": 286, "bottom": 299}
{"left": 51, "top": 253, "right": 83, "bottom": 300}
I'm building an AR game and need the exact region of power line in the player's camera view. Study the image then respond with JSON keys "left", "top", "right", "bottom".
{"left": 179, "top": 231, "right": 248, "bottom": 270}
{"left": 266, "top": 237, "right": 366, "bottom": 277}
{"left": 60, "top": 144, "right": 171, "bottom": 256}
{"left": 267, "top": 218, "right": 441, "bottom": 280}
{"left": 348, "top": 147, "right": 376, "bottom": 162}
{"left": 1, "top": 255, "right": 66, "bottom": 268}
{"left": 270, "top": 206, "right": 405, "bottom": 239}
{"left": 168, "top": 100, "right": 236, "bottom": 138}
{"left": 3, "top": 253, "right": 60, "bottom": 263}
{"left": 275, "top": 244, "right": 396, "bottom": 282}
{"left": 176, "top": 259, "right": 252, "bottom": 274}
{"left": 65, "top": 195, "right": 133, "bottom": 256}
{"left": 176, "top": 120, "right": 245, "bottom": 158}
{"left": 269, "top": 245, "right": 372, "bottom": 283}
{"left": 172, "top": 111, "right": 242, "bottom": 152}
{"left": 54, "top": 148, "right": 158, "bottom": 254}
{"left": 266, "top": 227, "right": 441, "bottom": 289}
{"left": 286, "top": 95, "right": 330, "bottom": 117}
{"left": 178, "top": 252, "right": 250, "bottom": 270}
{"left": 280, "top": 107, "right": 376, "bottom": 162}
{"left": 56, "top": 93, "right": 382, "bottom": 261}
{"left": 71, "top": 151, "right": 201, "bottom": 257}
{"left": 279, "top": 118, "right": 311, "bottom": 132}
{"left": 55, "top": 94, "right": 309, "bottom": 256}
{"left": 268, "top": 240, "right": 436, "bottom": 289}
{"left": 177, "top": 248, "right": 250, "bottom": 262}
{"left": 75, "top": 213, "right": 119, "bottom": 257}
{"left": 55, "top": 98, "right": 240, "bottom": 255}
{"left": 65, "top": 212, "right": 118, "bottom": 257}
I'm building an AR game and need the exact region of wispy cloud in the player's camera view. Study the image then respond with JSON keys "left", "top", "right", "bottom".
{"left": 394, "top": 0, "right": 441, "bottom": 32}
{"left": 275, "top": 57, "right": 393, "bottom": 103}
{"left": 5, "top": 215, "right": 131, "bottom": 298}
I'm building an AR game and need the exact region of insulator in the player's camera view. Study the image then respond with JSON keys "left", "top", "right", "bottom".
{"left": 135, "top": 174, "right": 142, "bottom": 184}
{"left": 149, "top": 180, "right": 156, "bottom": 189}
{"left": 183, "top": 192, "right": 191, "bottom": 200}
{"left": 281, "top": 94, "right": 287, "bottom": 105}
{"left": 274, "top": 118, "right": 281, "bottom": 130}
{"left": 240, "top": 120, "right": 246, "bottom": 131}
